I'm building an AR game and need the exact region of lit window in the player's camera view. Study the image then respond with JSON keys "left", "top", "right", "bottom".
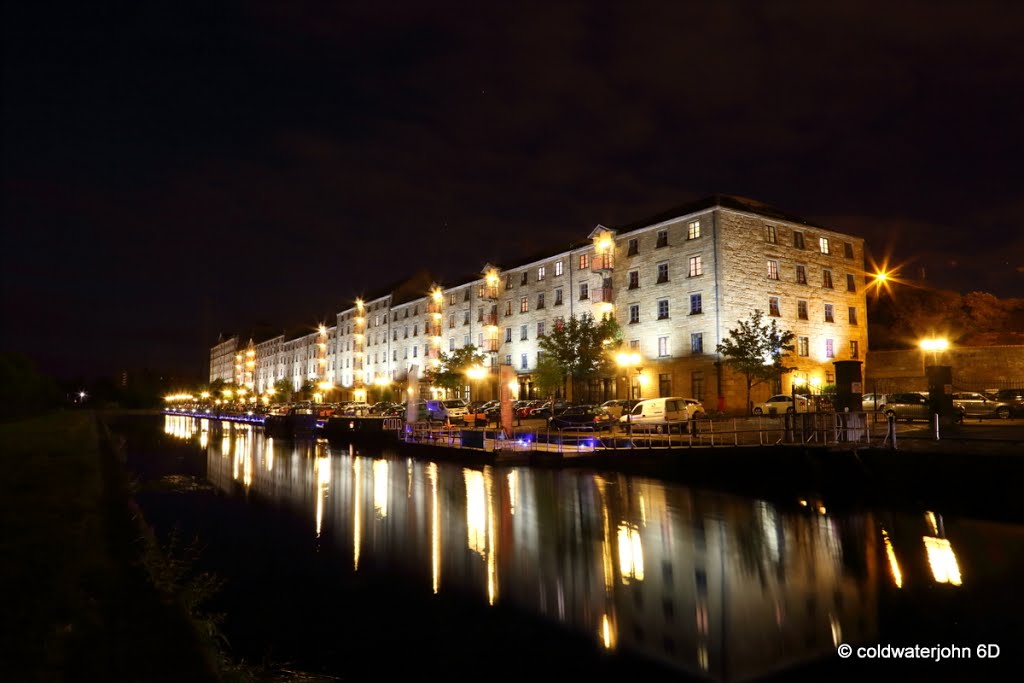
{"left": 629, "top": 304, "right": 640, "bottom": 324}
{"left": 520, "top": 297, "right": 528, "bottom": 313}
{"left": 769, "top": 296, "right": 781, "bottom": 317}
{"left": 688, "top": 220, "right": 701, "bottom": 240}
{"left": 506, "top": 274, "right": 513, "bottom": 290}
{"left": 690, "top": 294, "right": 702, "bottom": 314}
{"left": 689, "top": 255, "right": 703, "bottom": 277}
{"left": 538, "top": 265, "right": 546, "bottom": 281}
{"left": 555, "top": 261, "right": 563, "bottom": 276}
{"left": 579, "top": 254, "right": 589, "bottom": 270}
{"left": 657, "top": 299, "right": 669, "bottom": 320}
{"left": 765, "top": 225, "right": 777, "bottom": 243}
{"left": 658, "top": 337, "right": 669, "bottom": 357}
{"left": 850, "top": 340, "right": 859, "bottom": 358}
{"left": 798, "top": 336, "right": 809, "bottom": 357}
{"left": 450, "top": 293, "right": 456, "bottom": 305}
{"left": 520, "top": 353, "right": 528, "bottom": 370}
{"left": 767, "top": 260, "right": 779, "bottom": 280}
{"left": 824, "top": 304, "right": 834, "bottom": 323}
{"left": 825, "top": 339, "right": 834, "bottom": 358}
{"left": 691, "top": 333, "right": 703, "bottom": 354}
{"left": 819, "top": 237, "right": 830, "bottom": 254}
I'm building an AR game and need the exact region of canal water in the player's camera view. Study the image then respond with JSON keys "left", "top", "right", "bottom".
{"left": 119, "top": 415, "right": 1023, "bottom": 681}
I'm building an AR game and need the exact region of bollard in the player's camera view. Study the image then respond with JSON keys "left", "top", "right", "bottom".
{"left": 887, "top": 413, "right": 897, "bottom": 449}
{"left": 933, "top": 413, "right": 940, "bottom": 441}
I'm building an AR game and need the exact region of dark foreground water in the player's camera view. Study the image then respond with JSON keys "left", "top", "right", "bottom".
{"left": 118, "top": 415, "right": 1024, "bottom": 681}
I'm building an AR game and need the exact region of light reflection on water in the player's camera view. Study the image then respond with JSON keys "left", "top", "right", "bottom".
{"left": 162, "top": 415, "right": 1000, "bottom": 682}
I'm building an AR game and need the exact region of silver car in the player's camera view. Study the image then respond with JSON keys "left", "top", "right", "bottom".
{"left": 952, "top": 392, "right": 1013, "bottom": 419}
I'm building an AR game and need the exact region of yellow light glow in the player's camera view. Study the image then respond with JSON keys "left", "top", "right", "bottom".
{"left": 429, "top": 463, "right": 441, "bottom": 594}
{"left": 318, "top": 381, "right": 333, "bottom": 391}
{"left": 638, "top": 373, "right": 650, "bottom": 386}
{"left": 353, "top": 458, "right": 362, "bottom": 570}
{"left": 486, "top": 272, "right": 499, "bottom": 285}
{"left": 919, "top": 338, "right": 950, "bottom": 352}
{"left": 810, "top": 377, "right": 822, "bottom": 388}
{"left": 596, "top": 236, "right": 613, "bottom": 252}
{"left": 200, "top": 391, "right": 210, "bottom": 399}
{"left": 237, "top": 388, "right": 247, "bottom": 396}
{"left": 465, "top": 469, "right": 487, "bottom": 556}
{"left": 235, "top": 354, "right": 242, "bottom": 361}
{"left": 432, "top": 288, "right": 443, "bottom": 302}
{"left": 924, "top": 536, "right": 962, "bottom": 586}
{"left": 267, "top": 387, "right": 276, "bottom": 395}
{"left": 616, "top": 352, "right": 641, "bottom": 367}
{"left": 466, "top": 365, "right": 487, "bottom": 380}
{"left": 319, "top": 325, "right": 326, "bottom": 335}
{"left": 356, "top": 298, "right": 364, "bottom": 308}
{"left": 373, "top": 459, "right": 388, "bottom": 518}
{"left": 508, "top": 380, "right": 519, "bottom": 393}
{"left": 882, "top": 528, "right": 903, "bottom": 588}
{"left": 600, "top": 613, "right": 616, "bottom": 650}
{"left": 246, "top": 350, "right": 255, "bottom": 357}
{"left": 617, "top": 523, "right": 645, "bottom": 583}
{"left": 793, "top": 376, "right": 806, "bottom": 387}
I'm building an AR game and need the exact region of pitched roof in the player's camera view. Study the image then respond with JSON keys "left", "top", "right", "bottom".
{"left": 613, "top": 194, "right": 825, "bottom": 234}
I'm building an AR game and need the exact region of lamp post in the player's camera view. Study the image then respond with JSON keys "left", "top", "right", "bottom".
{"left": 466, "top": 365, "right": 487, "bottom": 403}
{"left": 616, "top": 352, "right": 642, "bottom": 438}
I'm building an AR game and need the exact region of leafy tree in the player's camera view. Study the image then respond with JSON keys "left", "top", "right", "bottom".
{"left": 422, "top": 345, "right": 488, "bottom": 395}
{"left": 537, "top": 314, "right": 622, "bottom": 400}
{"left": 533, "top": 351, "right": 564, "bottom": 399}
{"left": 273, "top": 379, "right": 293, "bottom": 402}
{"left": 716, "top": 310, "right": 796, "bottom": 414}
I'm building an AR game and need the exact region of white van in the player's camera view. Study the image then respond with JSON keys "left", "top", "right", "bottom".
{"left": 426, "top": 399, "right": 469, "bottom": 424}
{"left": 619, "top": 397, "right": 705, "bottom": 432}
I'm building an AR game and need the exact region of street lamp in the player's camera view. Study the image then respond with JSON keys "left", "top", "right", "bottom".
{"left": 466, "top": 365, "right": 487, "bottom": 403}
{"left": 919, "top": 338, "right": 949, "bottom": 367}
{"left": 616, "top": 352, "right": 643, "bottom": 438}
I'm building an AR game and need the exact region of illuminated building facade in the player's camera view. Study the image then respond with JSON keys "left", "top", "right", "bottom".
{"left": 209, "top": 196, "right": 868, "bottom": 410}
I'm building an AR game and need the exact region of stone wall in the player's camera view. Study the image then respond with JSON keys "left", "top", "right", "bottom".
{"left": 865, "top": 346, "right": 1024, "bottom": 392}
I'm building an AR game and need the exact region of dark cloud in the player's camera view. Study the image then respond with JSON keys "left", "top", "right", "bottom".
{"left": 4, "top": 0, "right": 1023, "bottom": 379}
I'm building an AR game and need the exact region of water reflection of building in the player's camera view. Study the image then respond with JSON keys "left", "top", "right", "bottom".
{"left": 168, "top": 416, "right": 878, "bottom": 681}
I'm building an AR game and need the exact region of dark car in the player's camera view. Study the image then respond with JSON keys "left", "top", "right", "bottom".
{"left": 884, "top": 393, "right": 931, "bottom": 421}
{"left": 548, "top": 406, "right": 614, "bottom": 431}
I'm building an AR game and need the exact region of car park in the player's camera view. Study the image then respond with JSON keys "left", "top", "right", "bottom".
{"left": 952, "top": 391, "right": 1014, "bottom": 419}
{"left": 753, "top": 394, "right": 809, "bottom": 415}
{"left": 426, "top": 399, "right": 469, "bottom": 423}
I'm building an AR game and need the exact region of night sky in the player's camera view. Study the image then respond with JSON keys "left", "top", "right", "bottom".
{"left": 4, "top": 1, "right": 1023, "bottom": 380}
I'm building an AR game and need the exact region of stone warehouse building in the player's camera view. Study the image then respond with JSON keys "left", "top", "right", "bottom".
{"left": 210, "top": 195, "right": 869, "bottom": 412}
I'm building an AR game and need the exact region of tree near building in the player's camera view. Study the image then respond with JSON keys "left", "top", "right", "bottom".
{"left": 422, "top": 345, "right": 489, "bottom": 396}
{"left": 537, "top": 313, "right": 622, "bottom": 401}
{"left": 273, "top": 379, "right": 293, "bottom": 402}
{"left": 716, "top": 310, "right": 796, "bottom": 414}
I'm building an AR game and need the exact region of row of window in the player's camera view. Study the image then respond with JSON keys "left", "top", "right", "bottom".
{"left": 767, "top": 261, "right": 858, "bottom": 291}
{"left": 767, "top": 297, "right": 858, "bottom": 324}
{"left": 623, "top": 220, "right": 702, "bottom": 255}
{"left": 765, "top": 226, "right": 856, "bottom": 259}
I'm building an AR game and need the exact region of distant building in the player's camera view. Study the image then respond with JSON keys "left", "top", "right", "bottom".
{"left": 209, "top": 196, "right": 869, "bottom": 411}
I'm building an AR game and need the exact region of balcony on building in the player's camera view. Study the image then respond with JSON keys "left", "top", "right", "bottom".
{"left": 591, "top": 253, "right": 614, "bottom": 272}
{"left": 592, "top": 283, "right": 614, "bottom": 303}
{"left": 483, "top": 337, "right": 501, "bottom": 353}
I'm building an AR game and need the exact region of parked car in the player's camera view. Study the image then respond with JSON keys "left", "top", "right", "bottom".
{"left": 952, "top": 391, "right": 1014, "bottom": 419}
{"left": 883, "top": 393, "right": 931, "bottom": 421}
{"left": 861, "top": 393, "right": 888, "bottom": 412}
{"left": 753, "top": 394, "right": 809, "bottom": 415}
{"left": 426, "top": 399, "right": 469, "bottom": 423}
{"left": 620, "top": 397, "right": 705, "bottom": 432}
{"left": 994, "top": 389, "right": 1024, "bottom": 417}
{"left": 548, "top": 406, "right": 614, "bottom": 431}
{"left": 599, "top": 399, "right": 639, "bottom": 420}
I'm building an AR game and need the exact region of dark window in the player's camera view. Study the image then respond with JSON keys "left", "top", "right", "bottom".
{"left": 847, "top": 273, "right": 856, "bottom": 292}
{"left": 627, "top": 238, "right": 639, "bottom": 256}
{"left": 656, "top": 230, "right": 668, "bottom": 248}
{"left": 794, "top": 231, "right": 805, "bottom": 249}
{"left": 628, "top": 271, "right": 639, "bottom": 289}
{"left": 657, "top": 263, "right": 669, "bottom": 284}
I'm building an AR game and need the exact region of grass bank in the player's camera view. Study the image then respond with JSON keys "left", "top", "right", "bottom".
{"left": 0, "top": 411, "right": 219, "bottom": 682}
